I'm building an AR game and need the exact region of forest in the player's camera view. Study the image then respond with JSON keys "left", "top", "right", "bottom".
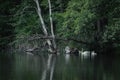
{"left": 0, "top": 0, "right": 120, "bottom": 54}
{"left": 0, "top": 0, "right": 120, "bottom": 80}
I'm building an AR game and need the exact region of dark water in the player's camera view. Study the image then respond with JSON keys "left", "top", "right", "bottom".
{"left": 0, "top": 51, "right": 120, "bottom": 80}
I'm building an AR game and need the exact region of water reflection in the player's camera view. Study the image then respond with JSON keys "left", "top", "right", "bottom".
{"left": 41, "top": 54, "right": 56, "bottom": 80}
{"left": 65, "top": 54, "right": 70, "bottom": 64}
{"left": 0, "top": 51, "right": 120, "bottom": 80}
{"left": 0, "top": 52, "right": 14, "bottom": 80}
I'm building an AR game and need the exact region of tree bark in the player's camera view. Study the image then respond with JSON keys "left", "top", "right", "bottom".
{"left": 48, "top": 0, "right": 57, "bottom": 49}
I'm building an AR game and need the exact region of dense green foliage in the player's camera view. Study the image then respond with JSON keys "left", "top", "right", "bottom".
{"left": 0, "top": 0, "right": 16, "bottom": 49}
{"left": 0, "top": 0, "right": 120, "bottom": 53}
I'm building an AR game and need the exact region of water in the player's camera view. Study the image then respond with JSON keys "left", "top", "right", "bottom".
{"left": 0, "top": 51, "right": 120, "bottom": 80}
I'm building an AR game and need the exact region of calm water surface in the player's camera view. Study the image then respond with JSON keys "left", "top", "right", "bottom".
{"left": 0, "top": 51, "right": 120, "bottom": 80}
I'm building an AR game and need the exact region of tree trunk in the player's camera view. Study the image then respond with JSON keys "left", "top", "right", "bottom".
{"left": 34, "top": 0, "right": 57, "bottom": 53}
{"left": 48, "top": 0, "right": 57, "bottom": 49}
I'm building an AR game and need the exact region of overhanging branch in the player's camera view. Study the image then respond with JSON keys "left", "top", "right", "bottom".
{"left": 27, "top": 35, "right": 90, "bottom": 45}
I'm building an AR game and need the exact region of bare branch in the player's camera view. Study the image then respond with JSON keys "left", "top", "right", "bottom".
{"left": 27, "top": 35, "right": 90, "bottom": 45}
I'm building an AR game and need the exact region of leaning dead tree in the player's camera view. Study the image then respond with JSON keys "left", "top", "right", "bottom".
{"left": 48, "top": 0, "right": 57, "bottom": 49}
{"left": 34, "top": 0, "right": 57, "bottom": 53}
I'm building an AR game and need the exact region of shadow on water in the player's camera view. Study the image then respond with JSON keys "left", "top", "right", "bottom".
{"left": 0, "top": 50, "right": 120, "bottom": 80}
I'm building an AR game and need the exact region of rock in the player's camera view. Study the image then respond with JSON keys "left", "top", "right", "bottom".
{"left": 65, "top": 46, "right": 79, "bottom": 55}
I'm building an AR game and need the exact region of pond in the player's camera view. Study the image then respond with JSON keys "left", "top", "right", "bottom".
{"left": 0, "top": 51, "right": 120, "bottom": 80}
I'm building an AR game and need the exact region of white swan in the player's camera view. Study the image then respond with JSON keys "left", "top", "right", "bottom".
{"left": 80, "top": 51, "right": 90, "bottom": 57}
{"left": 80, "top": 50, "right": 97, "bottom": 57}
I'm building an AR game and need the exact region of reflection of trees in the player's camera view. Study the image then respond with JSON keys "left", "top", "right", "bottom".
{"left": 41, "top": 54, "right": 56, "bottom": 80}
{"left": 14, "top": 52, "right": 45, "bottom": 80}
{"left": 54, "top": 54, "right": 120, "bottom": 80}
{"left": 54, "top": 55, "right": 96, "bottom": 80}
{"left": 1, "top": 51, "right": 120, "bottom": 80}
{"left": 93, "top": 55, "right": 120, "bottom": 80}
{"left": 0, "top": 52, "right": 14, "bottom": 80}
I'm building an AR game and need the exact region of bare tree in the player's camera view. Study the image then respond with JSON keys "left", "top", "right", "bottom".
{"left": 34, "top": 0, "right": 57, "bottom": 53}
{"left": 48, "top": 0, "right": 57, "bottom": 49}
